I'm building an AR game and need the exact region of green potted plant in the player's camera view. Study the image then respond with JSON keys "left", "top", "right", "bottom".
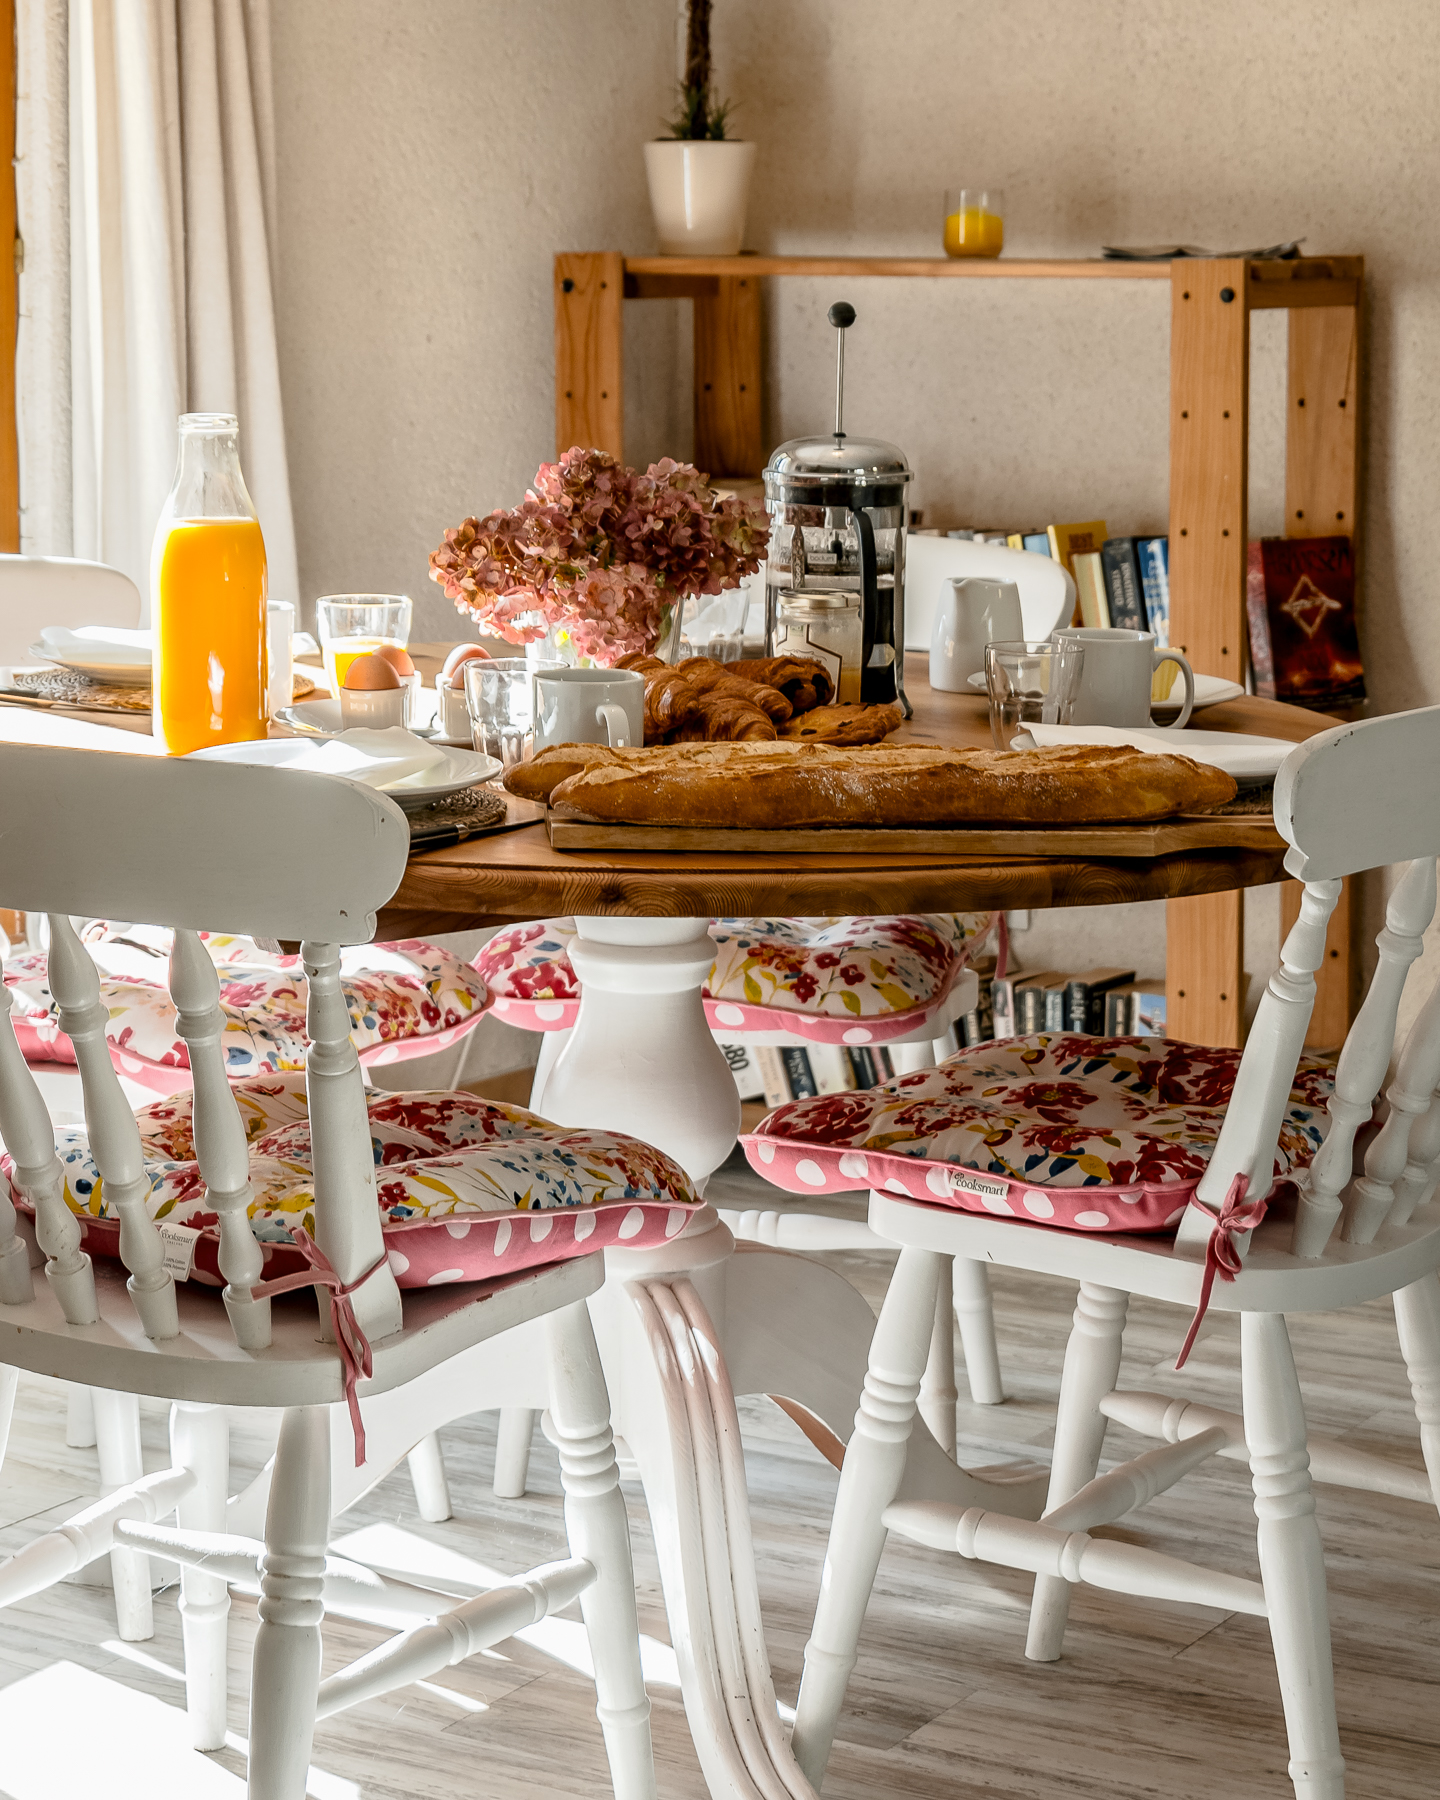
{"left": 643, "top": 0, "right": 755, "bottom": 256}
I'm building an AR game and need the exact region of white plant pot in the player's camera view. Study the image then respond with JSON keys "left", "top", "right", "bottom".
{"left": 643, "top": 139, "right": 757, "bottom": 256}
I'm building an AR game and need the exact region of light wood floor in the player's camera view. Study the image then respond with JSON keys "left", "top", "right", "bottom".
{"left": 0, "top": 1151, "right": 1437, "bottom": 1798}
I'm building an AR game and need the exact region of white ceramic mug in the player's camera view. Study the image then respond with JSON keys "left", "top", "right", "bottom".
{"left": 532, "top": 666, "right": 644, "bottom": 752}
{"left": 266, "top": 601, "right": 294, "bottom": 719}
{"left": 930, "top": 577, "right": 1024, "bottom": 692}
{"left": 1054, "top": 626, "right": 1195, "bottom": 729}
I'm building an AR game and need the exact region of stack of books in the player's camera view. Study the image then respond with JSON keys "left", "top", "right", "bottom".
{"left": 924, "top": 520, "right": 1173, "bottom": 647}
{"left": 723, "top": 960, "right": 1167, "bottom": 1105}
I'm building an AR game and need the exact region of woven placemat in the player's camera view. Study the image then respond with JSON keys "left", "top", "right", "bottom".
{"left": 407, "top": 784, "right": 508, "bottom": 842}
{"left": 5, "top": 667, "right": 316, "bottom": 713}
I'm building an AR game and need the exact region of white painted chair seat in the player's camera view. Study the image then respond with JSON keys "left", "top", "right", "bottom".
{"left": 0, "top": 739, "right": 663, "bottom": 1800}
{"left": 779, "top": 705, "right": 1440, "bottom": 1800}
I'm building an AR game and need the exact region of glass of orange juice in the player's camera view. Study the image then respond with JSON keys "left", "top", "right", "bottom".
{"left": 943, "top": 187, "right": 1004, "bottom": 258}
{"left": 317, "top": 595, "right": 414, "bottom": 705}
{"left": 151, "top": 413, "right": 269, "bottom": 756}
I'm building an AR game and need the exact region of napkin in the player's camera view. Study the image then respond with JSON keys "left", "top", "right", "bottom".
{"left": 37, "top": 626, "right": 153, "bottom": 667}
{"left": 273, "top": 729, "right": 451, "bottom": 791}
{"left": 1020, "top": 722, "right": 1295, "bottom": 782}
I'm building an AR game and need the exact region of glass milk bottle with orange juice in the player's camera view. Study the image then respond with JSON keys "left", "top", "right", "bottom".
{"left": 151, "top": 413, "right": 268, "bottom": 755}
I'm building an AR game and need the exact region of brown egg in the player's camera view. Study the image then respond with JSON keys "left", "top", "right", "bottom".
{"left": 343, "top": 651, "right": 403, "bottom": 690}
{"left": 373, "top": 642, "right": 416, "bottom": 679}
{"left": 442, "top": 642, "right": 490, "bottom": 681}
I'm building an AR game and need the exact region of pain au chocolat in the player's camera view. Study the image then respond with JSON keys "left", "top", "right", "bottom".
{"left": 505, "top": 740, "right": 1237, "bottom": 826}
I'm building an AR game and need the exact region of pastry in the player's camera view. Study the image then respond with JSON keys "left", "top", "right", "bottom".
{"left": 729, "top": 656, "right": 834, "bottom": 713}
{"left": 778, "top": 701, "right": 903, "bottom": 746}
{"left": 675, "top": 656, "right": 793, "bottom": 723}
{"left": 541, "top": 741, "right": 1238, "bottom": 828}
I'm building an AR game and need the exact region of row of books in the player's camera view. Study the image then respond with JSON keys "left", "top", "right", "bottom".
{"left": 722, "top": 966, "right": 1166, "bottom": 1106}
{"left": 992, "top": 966, "right": 1167, "bottom": 1038}
{"left": 923, "top": 519, "right": 1172, "bottom": 647}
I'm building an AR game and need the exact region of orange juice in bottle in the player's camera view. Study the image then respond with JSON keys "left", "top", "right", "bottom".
{"left": 151, "top": 413, "right": 269, "bottom": 755}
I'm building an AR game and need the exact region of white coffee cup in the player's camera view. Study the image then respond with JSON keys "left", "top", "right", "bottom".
{"left": 930, "top": 578, "right": 1024, "bottom": 693}
{"left": 266, "top": 601, "right": 294, "bottom": 719}
{"left": 1054, "top": 626, "right": 1195, "bottom": 729}
{"left": 532, "top": 666, "right": 645, "bottom": 752}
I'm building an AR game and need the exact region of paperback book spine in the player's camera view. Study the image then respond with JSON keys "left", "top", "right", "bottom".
{"left": 718, "top": 1042, "right": 765, "bottom": 1100}
{"left": 1137, "top": 537, "right": 1170, "bottom": 647}
{"left": 845, "top": 1045, "right": 879, "bottom": 1088}
{"left": 779, "top": 1046, "right": 818, "bottom": 1099}
{"left": 1100, "top": 537, "right": 1148, "bottom": 632}
{"left": 753, "top": 1046, "right": 791, "bottom": 1109}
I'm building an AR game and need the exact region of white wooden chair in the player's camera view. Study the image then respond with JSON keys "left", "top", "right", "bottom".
{"left": 0, "top": 551, "right": 142, "bottom": 662}
{"left": 478, "top": 913, "right": 1003, "bottom": 1502}
{"left": 0, "top": 740, "right": 658, "bottom": 1800}
{"left": 750, "top": 705, "right": 1440, "bottom": 1800}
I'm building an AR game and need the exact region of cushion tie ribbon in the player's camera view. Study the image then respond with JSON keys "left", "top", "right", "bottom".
{"left": 1173, "top": 1172, "right": 1267, "bottom": 1370}
{"left": 251, "top": 1227, "right": 387, "bottom": 1466}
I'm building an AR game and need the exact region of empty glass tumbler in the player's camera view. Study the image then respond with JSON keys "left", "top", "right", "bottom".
{"left": 984, "top": 638, "right": 1085, "bottom": 749}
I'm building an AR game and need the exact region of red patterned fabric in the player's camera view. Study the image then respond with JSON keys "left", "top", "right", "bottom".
{"left": 743, "top": 1034, "right": 1336, "bottom": 1236}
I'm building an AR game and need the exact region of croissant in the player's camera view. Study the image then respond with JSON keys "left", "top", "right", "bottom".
{"left": 615, "top": 653, "right": 704, "bottom": 742}
{"left": 729, "top": 656, "right": 834, "bottom": 712}
{"left": 675, "top": 656, "right": 792, "bottom": 723}
{"left": 686, "top": 691, "right": 777, "bottom": 740}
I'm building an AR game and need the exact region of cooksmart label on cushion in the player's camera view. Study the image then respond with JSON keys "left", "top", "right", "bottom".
{"left": 950, "top": 1171, "right": 1010, "bottom": 1204}
{"left": 158, "top": 1220, "right": 201, "bottom": 1282}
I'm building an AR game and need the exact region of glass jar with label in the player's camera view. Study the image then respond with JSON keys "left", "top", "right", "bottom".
{"left": 772, "top": 588, "right": 862, "bottom": 703}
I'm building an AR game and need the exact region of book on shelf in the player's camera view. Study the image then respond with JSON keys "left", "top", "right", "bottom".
{"left": 753, "top": 1046, "right": 791, "bottom": 1109}
{"left": 1103, "top": 981, "right": 1168, "bottom": 1037}
{"left": 1046, "top": 520, "right": 1109, "bottom": 580}
{"left": 807, "top": 1043, "right": 857, "bottom": 1095}
{"left": 1100, "top": 537, "right": 1149, "bottom": 632}
{"left": 718, "top": 1041, "right": 765, "bottom": 1101}
{"left": 1245, "top": 535, "right": 1365, "bottom": 708}
{"left": 957, "top": 966, "right": 996, "bottom": 1047}
{"left": 1006, "top": 969, "right": 1063, "bottom": 1035}
{"left": 1063, "top": 968, "right": 1137, "bottom": 1033}
{"left": 779, "top": 1045, "right": 819, "bottom": 1099}
{"left": 1022, "top": 531, "right": 1051, "bottom": 556}
{"left": 1137, "top": 537, "right": 1170, "bottom": 646}
{"left": 1073, "top": 550, "right": 1112, "bottom": 629}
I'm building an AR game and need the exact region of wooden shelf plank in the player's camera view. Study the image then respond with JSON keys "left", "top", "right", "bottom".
{"left": 623, "top": 254, "right": 1171, "bottom": 281}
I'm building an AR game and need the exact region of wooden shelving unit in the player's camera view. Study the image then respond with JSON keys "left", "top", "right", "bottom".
{"left": 554, "top": 250, "right": 1364, "bottom": 1048}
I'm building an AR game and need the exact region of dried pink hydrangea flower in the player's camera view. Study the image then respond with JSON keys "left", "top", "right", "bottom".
{"left": 429, "top": 447, "right": 768, "bottom": 663}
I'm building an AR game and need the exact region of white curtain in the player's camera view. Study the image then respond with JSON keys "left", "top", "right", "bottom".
{"left": 15, "top": 0, "right": 298, "bottom": 621}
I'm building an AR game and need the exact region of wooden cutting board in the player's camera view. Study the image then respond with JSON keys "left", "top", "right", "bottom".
{"left": 544, "top": 809, "right": 1285, "bottom": 858}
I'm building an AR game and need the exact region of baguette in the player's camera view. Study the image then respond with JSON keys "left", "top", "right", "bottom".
{"left": 504, "top": 738, "right": 807, "bottom": 804}
{"left": 545, "top": 742, "right": 1237, "bottom": 828}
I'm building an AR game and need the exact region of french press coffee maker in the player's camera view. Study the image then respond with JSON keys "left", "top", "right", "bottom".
{"left": 762, "top": 303, "right": 914, "bottom": 715}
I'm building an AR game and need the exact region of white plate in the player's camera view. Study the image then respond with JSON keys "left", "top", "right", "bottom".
{"left": 1017, "top": 722, "right": 1294, "bottom": 784}
{"left": 28, "top": 627, "right": 154, "bottom": 686}
{"left": 187, "top": 737, "right": 502, "bottom": 810}
{"left": 273, "top": 693, "right": 468, "bottom": 744}
{"left": 965, "top": 669, "right": 1247, "bottom": 712}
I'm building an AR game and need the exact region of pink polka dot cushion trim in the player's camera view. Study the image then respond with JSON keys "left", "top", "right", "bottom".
{"left": 743, "top": 1034, "right": 1337, "bottom": 1236}
{"left": 2, "top": 1074, "right": 701, "bottom": 1289}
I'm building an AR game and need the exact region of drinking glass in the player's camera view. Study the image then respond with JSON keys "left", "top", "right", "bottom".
{"left": 984, "top": 638, "right": 1085, "bottom": 749}
{"left": 316, "top": 595, "right": 412, "bottom": 696}
{"left": 943, "top": 187, "right": 1005, "bottom": 259}
{"left": 465, "top": 657, "right": 563, "bottom": 774}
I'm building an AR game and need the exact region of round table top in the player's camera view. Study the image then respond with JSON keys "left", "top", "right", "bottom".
{"left": 378, "top": 654, "right": 1334, "bottom": 938}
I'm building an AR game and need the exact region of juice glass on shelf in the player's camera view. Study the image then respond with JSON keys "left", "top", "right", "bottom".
{"left": 151, "top": 413, "right": 269, "bottom": 756}
{"left": 943, "top": 187, "right": 1005, "bottom": 258}
{"left": 317, "top": 595, "right": 414, "bottom": 700}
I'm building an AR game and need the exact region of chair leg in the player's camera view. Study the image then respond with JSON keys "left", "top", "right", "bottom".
{"left": 954, "top": 1255, "right": 1005, "bottom": 1406}
{"left": 406, "top": 1431, "right": 453, "bottom": 1521}
{"left": 493, "top": 1408, "right": 538, "bottom": 1499}
{"left": 65, "top": 1382, "right": 96, "bottom": 1447}
{"left": 887, "top": 1039, "right": 938, "bottom": 1076}
{"left": 1393, "top": 1273, "right": 1440, "bottom": 1513}
{"left": 248, "top": 1405, "right": 329, "bottom": 1800}
{"left": 919, "top": 1255, "right": 958, "bottom": 1455}
{"left": 544, "top": 1300, "right": 655, "bottom": 1800}
{"left": 1025, "top": 1281, "right": 1128, "bottom": 1662}
{"left": 792, "top": 1242, "right": 943, "bottom": 1790}
{"left": 1242, "top": 1311, "right": 1346, "bottom": 1800}
{"left": 92, "top": 1387, "right": 153, "bottom": 1641}
{"left": 171, "top": 1401, "right": 230, "bottom": 1750}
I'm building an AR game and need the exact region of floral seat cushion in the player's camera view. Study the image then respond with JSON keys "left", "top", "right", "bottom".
{"left": 2, "top": 1074, "right": 700, "bottom": 1290}
{"left": 5, "top": 923, "right": 491, "bottom": 1091}
{"left": 743, "top": 1033, "right": 1337, "bottom": 1235}
{"left": 479, "top": 913, "right": 996, "bottom": 1045}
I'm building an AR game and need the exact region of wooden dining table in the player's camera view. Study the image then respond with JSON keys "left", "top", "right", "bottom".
{"left": 0, "top": 655, "right": 1340, "bottom": 1800}
{"left": 362, "top": 652, "right": 1337, "bottom": 1800}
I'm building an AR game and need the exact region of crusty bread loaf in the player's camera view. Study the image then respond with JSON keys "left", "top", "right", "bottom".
{"left": 505, "top": 739, "right": 808, "bottom": 803}
{"left": 778, "top": 701, "right": 903, "bottom": 745}
{"left": 535, "top": 741, "right": 1237, "bottom": 827}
